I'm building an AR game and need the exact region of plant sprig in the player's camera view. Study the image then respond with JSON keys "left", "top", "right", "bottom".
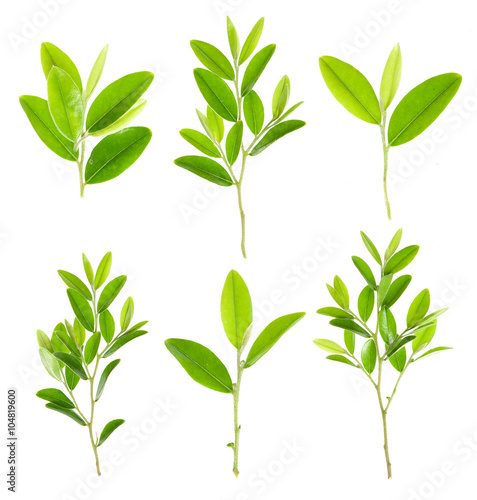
{"left": 20, "top": 43, "right": 154, "bottom": 197}
{"left": 314, "top": 229, "right": 450, "bottom": 479}
{"left": 36, "top": 252, "right": 149, "bottom": 475}
{"left": 165, "top": 270, "right": 305, "bottom": 476}
{"left": 319, "top": 45, "right": 461, "bottom": 220}
{"left": 175, "top": 18, "right": 305, "bottom": 258}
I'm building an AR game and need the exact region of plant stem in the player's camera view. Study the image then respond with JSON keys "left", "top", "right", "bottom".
{"left": 76, "top": 141, "right": 86, "bottom": 198}
{"left": 236, "top": 152, "right": 247, "bottom": 259}
{"left": 87, "top": 356, "right": 101, "bottom": 476}
{"left": 376, "top": 355, "right": 392, "bottom": 479}
{"left": 232, "top": 350, "right": 244, "bottom": 477}
{"left": 379, "top": 108, "right": 391, "bottom": 220}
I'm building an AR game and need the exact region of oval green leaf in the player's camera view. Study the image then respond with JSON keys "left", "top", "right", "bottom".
{"left": 239, "top": 17, "right": 264, "bottom": 65}
{"left": 90, "top": 99, "right": 147, "bottom": 138}
{"left": 85, "top": 44, "right": 109, "bottom": 101}
{"left": 99, "top": 310, "right": 115, "bottom": 343}
{"left": 95, "top": 359, "right": 121, "bottom": 401}
{"left": 67, "top": 288, "right": 94, "bottom": 332}
{"left": 360, "top": 231, "right": 382, "bottom": 266}
{"left": 379, "top": 306, "right": 397, "bottom": 345}
{"left": 45, "top": 403, "right": 86, "bottom": 426}
{"left": 98, "top": 419, "right": 125, "bottom": 446}
{"left": 102, "top": 330, "right": 147, "bottom": 358}
{"left": 316, "top": 307, "right": 352, "bottom": 319}
{"left": 226, "top": 121, "right": 243, "bottom": 166}
{"left": 384, "top": 245, "right": 419, "bottom": 275}
{"left": 37, "top": 330, "right": 53, "bottom": 352}
{"left": 358, "top": 285, "right": 375, "bottom": 322}
{"left": 329, "top": 319, "right": 371, "bottom": 338}
{"left": 174, "top": 155, "right": 234, "bottom": 186}
{"left": 327, "top": 354, "right": 357, "bottom": 367}
{"left": 313, "top": 338, "right": 347, "bottom": 354}
{"left": 97, "top": 275, "right": 127, "bottom": 313}
{"left": 243, "top": 90, "right": 264, "bottom": 135}
{"left": 41, "top": 42, "right": 82, "bottom": 91}
{"left": 241, "top": 44, "right": 276, "bottom": 97}
{"left": 407, "top": 289, "right": 430, "bottom": 329}
{"left": 180, "top": 129, "right": 220, "bottom": 158}
{"left": 249, "top": 119, "right": 305, "bottom": 156}
{"left": 361, "top": 339, "right": 377, "bottom": 374}
{"left": 389, "top": 347, "right": 406, "bottom": 372}
{"left": 207, "top": 106, "right": 224, "bottom": 142}
{"left": 58, "top": 270, "right": 92, "bottom": 300}
{"left": 84, "top": 332, "right": 101, "bottom": 365}
{"left": 39, "top": 347, "right": 62, "bottom": 381}
{"left": 352, "top": 256, "right": 376, "bottom": 289}
{"left": 380, "top": 43, "right": 402, "bottom": 110}
{"left": 272, "top": 75, "right": 290, "bottom": 119}
{"left": 227, "top": 17, "right": 240, "bottom": 60}
{"left": 120, "top": 297, "right": 134, "bottom": 331}
{"left": 382, "top": 274, "right": 411, "bottom": 308}
{"left": 37, "top": 388, "right": 75, "bottom": 409}
{"left": 95, "top": 252, "right": 112, "bottom": 289}
{"left": 191, "top": 40, "right": 234, "bottom": 80}
{"left": 54, "top": 352, "right": 87, "bottom": 380}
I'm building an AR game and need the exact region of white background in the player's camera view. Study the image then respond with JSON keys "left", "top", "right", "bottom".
{"left": 1, "top": 0, "right": 476, "bottom": 499}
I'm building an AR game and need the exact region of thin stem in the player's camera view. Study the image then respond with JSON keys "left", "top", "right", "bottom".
{"left": 76, "top": 141, "right": 86, "bottom": 198}
{"left": 380, "top": 108, "right": 391, "bottom": 220}
{"left": 376, "top": 355, "right": 392, "bottom": 479}
{"left": 88, "top": 356, "right": 101, "bottom": 476}
{"left": 236, "top": 153, "right": 247, "bottom": 259}
{"left": 232, "top": 350, "right": 244, "bottom": 477}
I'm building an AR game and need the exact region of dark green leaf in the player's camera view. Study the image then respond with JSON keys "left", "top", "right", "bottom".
{"left": 86, "top": 72, "right": 154, "bottom": 133}
{"left": 329, "top": 319, "right": 371, "bottom": 338}
{"left": 54, "top": 352, "right": 87, "bottom": 380}
{"left": 19, "top": 96, "right": 78, "bottom": 161}
{"left": 241, "top": 44, "right": 276, "bottom": 96}
{"left": 45, "top": 403, "right": 86, "bottom": 426}
{"left": 165, "top": 338, "right": 233, "bottom": 393}
{"left": 360, "top": 231, "right": 382, "bottom": 265}
{"left": 58, "top": 270, "right": 92, "bottom": 300}
{"left": 174, "top": 155, "right": 234, "bottom": 186}
{"left": 245, "top": 312, "right": 306, "bottom": 368}
{"left": 90, "top": 99, "right": 147, "bottom": 137}
{"left": 36, "top": 388, "right": 74, "bottom": 409}
{"left": 385, "top": 335, "right": 416, "bottom": 358}
{"left": 84, "top": 332, "right": 101, "bottom": 365}
{"left": 95, "top": 359, "right": 121, "bottom": 401}
{"left": 54, "top": 328, "right": 82, "bottom": 357}
{"left": 65, "top": 366, "right": 80, "bottom": 390}
{"left": 67, "top": 288, "right": 94, "bottom": 332}
{"left": 384, "top": 245, "right": 419, "bottom": 274}
{"left": 352, "top": 256, "right": 376, "bottom": 289}
{"left": 316, "top": 307, "right": 352, "bottom": 319}
{"left": 180, "top": 129, "right": 220, "bottom": 157}
{"left": 102, "top": 330, "right": 147, "bottom": 358}
{"left": 250, "top": 120, "right": 305, "bottom": 156}
{"left": 382, "top": 275, "right": 412, "bottom": 308}
{"left": 191, "top": 40, "right": 234, "bottom": 80}
{"left": 243, "top": 90, "right": 264, "bottom": 135}
{"left": 194, "top": 68, "right": 237, "bottom": 121}
{"left": 361, "top": 339, "right": 377, "bottom": 374}
{"left": 388, "top": 73, "right": 462, "bottom": 146}
{"left": 225, "top": 121, "right": 243, "bottom": 166}
{"left": 98, "top": 419, "right": 125, "bottom": 446}
{"left": 99, "top": 310, "right": 115, "bottom": 343}
{"left": 97, "top": 276, "right": 127, "bottom": 313}
{"left": 358, "top": 286, "right": 375, "bottom": 322}
{"left": 389, "top": 347, "right": 406, "bottom": 372}
{"left": 407, "top": 289, "right": 430, "bottom": 328}
{"left": 379, "top": 307, "right": 397, "bottom": 345}
{"left": 239, "top": 18, "right": 265, "bottom": 65}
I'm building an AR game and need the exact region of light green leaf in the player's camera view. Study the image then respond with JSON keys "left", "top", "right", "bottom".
{"left": 352, "top": 256, "right": 376, "bottom": 289}
{"left": 196, "top": 109, "right": 215, "bottom": 141}
{"left": 54, "top": 328, "right": 82, "bottom": 358}
{"left": 221, "top": 270, "right": 253, "bottom": 349}
{"left": 272, "top": 75, "right": 290, "bottom": 119}
{"left": 316, "top": 307, "right": 352, "bottom": 319}
{"left": 327, "top": 355, "right": 356, "bottom": 367}
{"left": 194, "top": 68, "right": 237, "bottom": 122}
{"left": 244, "top": 312, "right": 306, "bottom": 368}
{"left": 47, "top": 67, "right": 84, "bottom": 141}
{"left": 333, "top": 276, "right": 349, "bottom": 309}
{"left": 95, "top": 359, "right": 121, "bottom": 401}
{"left": 379, "top": 307, "right": 397, "bottom": 345}
{"left": 82, "top": 254, "right": 94, "bottom": 287}
{"left": 19, "top": 96, "right": 78, "bottom": 161}
{"left": 102, "top": 330, "right": 147, "bottom": 358}
{"left": 85, "top": 44, "right": 109, "bottom": 101}
{"left": 37, "top": 330, "right": 53, "bottom": 352}
{"left": 174, "top": 155, "right": 234, "bottom": 186}
{"left": 344, "top": 330, "right": 355, "bottom": 354}
{"left": 358, "top": 286, "right": 375, "bottom": 322}
{"left": 313, "top": 338, "right": 347, "bottom": 354}
{"left": 384, "top": 245, "right": 419, "bottom": 274}
{"left": 98, "top": 419, "right": 125, "bottom": 446}
{"left": 389, "top": 347, "right": 406, "bottom": 372}
{"left": 123, "top": 320, "right": 148, "bottom": 336}
{"left": 58, "top": 270, "right": 92, "bottom": 300}
{"left": 97, "top": 276, "right": 127, "bottom": 313}
{"left": 41, "top": 42, "right": 82, "bottom": 91}
{"left": 385, "top": 335, "right": 416, "bottom": 358}
{"left": 241, "top": 44, "right": 276, "bottom": 96}
{"left": 382, "top": 275, "right": 412, "bottom": 308}
{"left": 360, "top": 231, "right": 382, "bottom": 266}
{"left": 319, "top": 56, "right": 381, "bottom": 124}
{"left": 73, "top": 318, "right": 86, "bottom": 347}
{"left": 227, "top": 17, "right": 240, "bottom": 60}
{"left": 414, "top": 346, "right": 452, "bottom": 361}
{"left": 377, "top": 274, "right": 393, "bottom": 307}
{"left": 275, "top": 101, "right": 304, "bottom": 124}
{"left": 90, "top": 99, "right": 147, "bottom": 137}
{"left": 388, "top": 73, "right": 462, "bottom": 146}
{"left": 165, "top": 338, "right": 233, "bottom": 393}
{"left": 416, "top": 308, "right": 448, "bottom": 328}
{"left": 54, "top": 352, "right": 88, "bottom": 380}
{"left": 36, "top": 388, "right": 74, "bottom": 409}
{"left": 191, "top": 40, "right": 234, "bottom": 80}
{"left": 249, "top": 120, "right": 305, "bottom": 156}
{"left": 65, "top": 366, "right": 80, "bottom": 391}
{"left": 94, "top": 252, "right": 112, "bottom": 289}
{"left": 243, "top": 90, "right": 264, "bottom": 135}
{"left": 39, "top": 347, "right": 62, "bottom": 381}
{"left": 407, "top": 289, "right": 430, "bottom": 328}
{"left": 99, "top": 310, "right": 115, "bottom": 343}
{"left": 207, "top": 106, "right": 224, "bottom": 142}
{"left": 380, "top": 43, "right": 402, "bottom": 110}
{"left": 239, "top": 18, "right": 265, "bottom": 65}
{"left": 180, "top": 128, "right": 220, "bottom": 157}
{"left": 384, "top": 228, "right": 403, "bottom": 261}
{"left": 225, "top": 121, "right": 243, "bottom": 166}
{"left": 412, "top": 323, "right": 436, "bottom": 353}
{"left": 84, "top": 332, "right": 101, "bottom": 365}
{"left": 361, "top": 339, "right": 377, "bottom": 374}
{"left": 120, "top": 297, "right": 134, "bottom": 331}
{"left": 45, "top": 403, "right": 86, "bottom": 426}
{"left": 326, "top": 284, "right": 346, "bottom": 309}
{"left": 67, "top": 289, "right": 94, "bottom": 332}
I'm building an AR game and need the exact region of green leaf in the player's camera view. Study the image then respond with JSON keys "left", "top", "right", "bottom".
{"left": 73, "top": 319, "right": 86, "bottom": 347}
{"left": 58, "top": 270, "right": 92, "bottom": 300}
{"left": 388, "top": 73, "right": 462, "bottom": 146}
{"left": 389, "top": 347, "right": 406, "bottom": 372}
{"left": 54, "top": 328, "right": 82, "bottom": 357}
{"left": 275, "top": 101, "right": 304, "bottom": 124}
{"left": 90, "top": 99, "right": 147, "bottom": 137}
{"left": 122, "top": 320, "right": 148, "bottom": 336}
{"left": 221, "top": 270, "right": 253, "bottom": 349}
{"left": 47, "top": 67, "right": 84, "bottom": 141}
{"left": 378, "top": 307, "right": 397, "bottom": 345}
{"left": 207, "top": 106, "right": 224, "bottom": 142}
{"left": 407, "top": 289, "right": 430, "bottom": 328}
{"left": 380, "top": 44, "right": 402, "bottom": 110}
{"left": 51, "top": 328, "right": 69, "bottom": 361}
{"left": 414, "top": 346, "right": 452, "bottom": 361}
{"left": 85, "top": 44, "right": 109, "bottom": 101}
{"left": 179, "top": 129, "right": 220, "bottom": 157}
{"left": 40, "top": 42, "right": 82, "bottom": 91}
{"left": 360, "top": 231, "right": 382, "bottom": 266}
{"left": 174, "top": 155, "right": 234, "bottom": 186}
{"left": 45, "top": 403, "right": 86, "bottom": 426}
{"left": 344, "top": 330, "right": 355, "bottom": 354}
{"left": 65, "top": 366, "right": 80, "bottom": 390}
{"left": 377, "top": 274, "right": 394, "bottom": 307}
{"left": 99, "top": 310, "right": 115, "bottom": 343}
{"left": 94, "top": 252, "right": 112, "bottom": 289}
{"left": 227, "top": 17, "right": 240, "bottom": 60}
{"left": 225, "top": 121, "right": 243, "bottom": 166}
{"left": 39, "top": 347, "right": 62, "bottom": 381}
{"left": 84, "top": 332, "right": 101, "bottom": 365}
{"left": 239, "top": 17, "right": 265, "bottom": 65}
{"left": 194, "top": 68, "right": 237, "bottom": 122}
{"left": 97, "top": 276, "right": 127, "bottom": 313}
{"left": 243, "top": 90, "right": 264, "bottom": 135}
{"left": 412, "top": 323, "right": 437, "bottom": 353}
{"left": 82, "top": 254, "right": 94, "bottom": 287}
{"left": 245, "top": 312, "right": 306, "bottom": 368}
{"left": 352, "top": 256, "right": 376, "bottom": 289}
{"left": 385, "top": 335, "right": 416, "bottom": 358}
{"left": 196, "top": 109, "right": 215, "bottom": 141}
{"left": 67, "top": 289, "right": 95, "bottom": 332}
{"left": 85, "top": 127, "right": 152, "bottom": 185}
{"left": 191, "top": 40, "right": 234, "bottom": 80}
{"left": 329, "top": 319, "right": 371, "bottom": 338}
{"left": 384, "top": 228, "right": 403, "bottom": 261}
{"left": 102, "top": 330, "right": 147, "bottom": 358}
{"left": 241, "top": 44, "right": 276, "bottom": 96}
{"left": 326, "top": 355, "right": 357, "bottom": 367}
{"left": 165, "top": 338, "right": 233, "bottom": 393}
{"left": 19, "top": 96, "right": 78, "bottom": 161}
{"left": 272, "top": 75, "right": 290, "bottom": 119}
{"left": 95, "top": 359, "right": 121, "bottom": 401}
{"left": 416, "top": 308, "right": 448, "bottom": 328}
{"left": 120, "top": 297, "right": 134, "bottom": 332}
{"left": 316, "top": 307, "right": 352, "bottom": 319}
{"left": 54, "top": 352, "right": 88, "bottom": 380}
{"left": 358, "top": 286, "right": 375, "bottom": 322}
{"left": 250, "top": 120, "right": 305, "bottom": 156}
{"left": 382, "top": 275, "right": 412, "bottom": 308}
{"left": 384, "top": 245, "right": 419, "bottom": 274}
{"left": 326, "top": 284, "right": 347, "bottom": 309}
{"left": 98, "top": 419, "right": 125, "bottom": 446}
{"left": 37, "top": 330, "right": 53, "bottom": 352}
{"left": 319, "top": 56, "right": 381, "bottom": 124}
{"left": 313, "top": 338, "right": 347, "bottom": 354}
{"left": 333, "top": 276, "right": 349, "bottom": 309}
{"left": 86, "top": 72, "right": 154, "bottom": 133}
{"left": 37, "top": 388, "right": 75, "bottom": 409}
{"left": 361, "top": 339, "right": 377, "bottom": 374}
